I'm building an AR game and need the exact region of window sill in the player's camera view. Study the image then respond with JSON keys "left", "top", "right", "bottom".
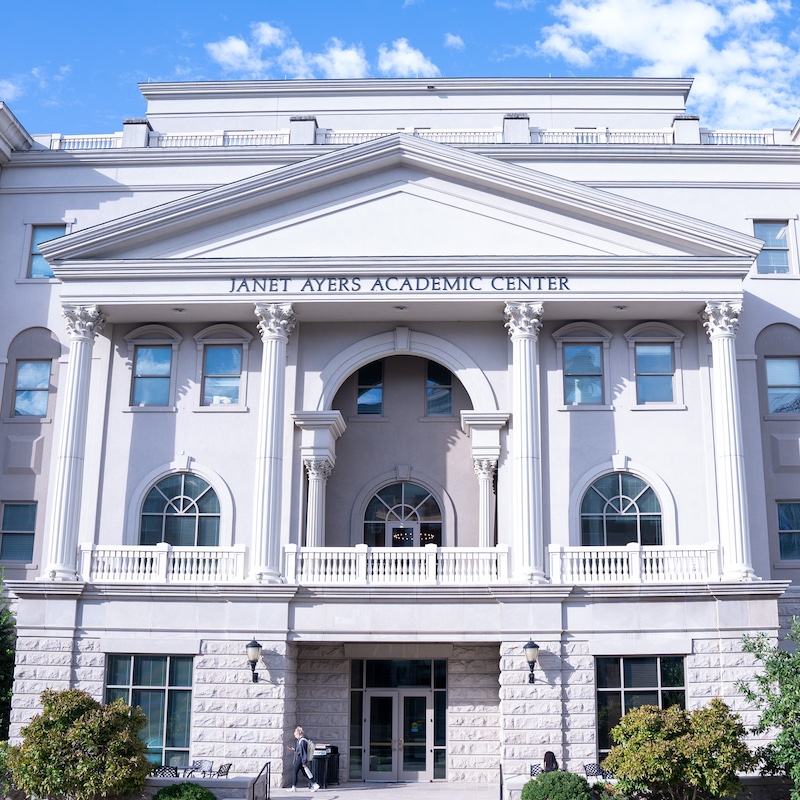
{"left": 750, "top": 273, "right": 798, "bottom": 279}
{"left": 15, "top": 278, "right": 60, "bottom": 284}
{"left": 418, "top": 416, "right": 459, "bottom": 423}
{"left": 557, "top": 405, "right": 615, "bottom": 412}
{"left": 630, "top": 404, "right": 687, "bottom": 411}
{"left": 772, "top": 561, "right": 800, "bottom": 570}
{"left": 2, "top": 417, "right": 52, "bottom": 424}
{"left": 347, "top": 415, "right": 389, "bottom": 423}
{"left": 124, "top": 406, "right": 178, "bottom": 413}
{"left": 192, "top": 406, "right": 249, "bottom": 413}
{"left": 763, "top": 413, "right": 800, "bottom": 421}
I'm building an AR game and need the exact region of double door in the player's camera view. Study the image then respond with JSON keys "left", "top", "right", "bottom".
{"left": 364, "top": 689, "right": 432, "bottom": 781}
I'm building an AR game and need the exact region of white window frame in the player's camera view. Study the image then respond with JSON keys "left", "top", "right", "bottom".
{"left": 624, "top": 323, "right": 685, "bottom": 410}
{"left": 0, "top": 501, "right": 36, "bottom": 563}
{"left": 18, "top": 221, "right": 71, "bottom": 282}
{"left": 193, "top": 324, "right": 252, "bottom": 412}
{"left": 763, "top": 355, "right": 800, "bottom": 418}
{"left": 124, "top": 325, "right": 182, "bottom": 412}
{"left": 752, "top": 218, "right": 799, "bottom": 276}
{"left": 552, "top": 322, "right": 613, "bottom": 411}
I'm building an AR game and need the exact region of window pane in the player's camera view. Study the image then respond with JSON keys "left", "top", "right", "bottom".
{"left": 107, "top": 655, "right": 132, "bottom": 686}
{"left": 635, "top": 344, "right": 673, "bottom": 374}
{"left": 779, "top": 532, "right": 800, "bottom": 560}
{"left": 164, "top": 516, "right": 196, "bottom": 546}
{"left": 183, "top": 474, "right": 207, "bottom": 500}
{"left": 133, "top": 378, "right": 170, "bottom": 406}
{"left": 350, "top": 691, "right": 363, "bottom": 745}
{"left": 105, "top": 687, "right": 129, "bottom": 704}
{"left": 597, "top": 692, "right": 622, "bottom": 751}
{"left": 135, "top": 656, "right": 167, "bottom": 686}
{"left": 420, "top": 523, "right": 442, "bottom": 545}
{"left": 14, "top": 390, "right": 49, "bottom": 417}
{"left": 203, "top": 376, "right": 240, "bottom": 405}
{"left": 135, "top": 346, "right": 172, "bottom": 377}
{"left": 660, "top": 657, "right": 685, "bottom": 687}
{"left": 434, "top": 690, "right": 446, "bottom": 746}
{"left": 359, "top": 361, "right": 382, "bottom": 386}
{"left": 606, "top": 516, "right": 638, "bottom": 546}
{"left": 427, "top": 387, "right": 452, "bottom": 415}
{"left": 204, "top": 345, "right": 241, "bottom": 375}
{"left": 661, "top": 690, "right": 686, "bottom": 709}
{"left": 778, "top": 503, "right": 800, "bottom": 531}
{"left": 29, "top": 225, "right": 65, "bottom": 278}
{"left": 581, "top": 517, "right": 604, "bottom": 546}
{"left": 766, "top": 358, "right": 800, "bottom": 385}
{"left": 357, "top": 387, "right": 382, "bottom": 414}
{"left": 565, "top": 375, "right": 602, "bottom": 404}
{"left": 768, "top": 388, "right": 800, "bottom": 414}
{"left": 564, "top": 344, "right": 602, "bottom": 374}
{"left": 637, "top": 375, "right": 673, "bottom": 403}
{"left": 0, "top": 533, "right": 34, "bottom": 561}
{"left": 637, "top": 488, "right": 661, "bottom": 514}
{"left": 2, "top": 504, "right": 36, "bottom": 532}
{"left": 596, "top": 657, "right": 621, "bottom": 689}
{"left": 196, "top": 489, "right": 220, "bottom": 514}
{"left": 169, "top": 657, "right": 194, "bottom": 687}
{"left": 134, "top": 689, "right": 165, "bottom": 748}
{"left": 197, "top": 516, "right": 219, "bottom": 547}
{"left": 364, "top": 523, "right": 383, "bottom": 546}
{"left": 755, "top": 222, "right": 789, "bottom": 248}
{"left": 166, "top": 690, "right": 192, "bottom": 747}
{"left": 755, "top": 222, "right": 790, "bottom": 274}
{"left": 640, "top": 518, "right": 663, "bottom": 546}
{"left": 625, "top": 691, "right": 659, "bottom": 711}
{"left": 623, "top": 657, "right": 658, "bottom": 688}
{"left": 377, "top": 484, "right": 404, "bottom": 507}
{"left": 16, "top": 361, "right": 50, "bottom": 390}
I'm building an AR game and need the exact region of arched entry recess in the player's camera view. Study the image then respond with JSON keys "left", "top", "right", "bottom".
{"left": 294, "top": 328, "right": 508, "bottom": 548}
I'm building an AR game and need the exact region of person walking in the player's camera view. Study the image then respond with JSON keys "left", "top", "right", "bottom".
{"left": 288, "top": 726, "right": 319, "bottom": 792}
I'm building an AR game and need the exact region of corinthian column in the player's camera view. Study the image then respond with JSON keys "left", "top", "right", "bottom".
{"left": 702, "top": 301, "right": 755, "bottom": 580}
{"left": 45, "top": 305, "right": 106, "bottom": 580}
{"left": 504, "top": 302, "right": 546, "bottom": 582}
{"left": 474, "top": 458, "right": 498, "bottom": 548}
{"left": 252, "top": 303, "right": 296, "bottom": 582}
{"left": 303, "top": 459, "right": 334, "bottom": 548}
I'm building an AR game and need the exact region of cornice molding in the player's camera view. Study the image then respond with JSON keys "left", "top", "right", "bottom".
{"left": 38, "top": 133, "right": 762, "bottom": 265}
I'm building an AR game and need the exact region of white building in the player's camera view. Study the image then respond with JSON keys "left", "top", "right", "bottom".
{"left": 0, "top": 77, "right": 798, "bottom": 787}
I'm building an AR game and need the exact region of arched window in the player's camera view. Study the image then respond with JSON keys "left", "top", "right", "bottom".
{"left": 364, "top": 482, "right": 442, "bottom": 548}
{"left": 581, "top": 473, "right": 662, "bottom": 547}
{"left": 140, "top": 473, "right": 220, "bottom": 546}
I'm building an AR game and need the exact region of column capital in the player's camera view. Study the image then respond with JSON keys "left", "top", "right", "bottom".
{"left": 255, "top": 303, "right": 296, "bottom": 341}
{"left": 504, "top": 302, "right": 544, "bottom": 340}
{"left": 473, "top": 458, "right": 498, "bottom": 479}
{"left": 62, "top": 305, "right": 106, "bottom": 341}
{"left": 304, "top": 458, "right": 334, "bottom": 481}
{"left": 702, "top": 301, "right": 742, "bottom": 339}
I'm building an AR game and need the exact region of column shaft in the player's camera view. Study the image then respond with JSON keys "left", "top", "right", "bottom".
{"left": 474, "top": 459, "right": 498, "bottom": 548}
{"left": 702, "top": 301, "right": 755, "bottom": 580}
{"left": 504, "top": 302, "right": 546, "bottom": 582}
{"left": 46, "top": 305, "right": 105, "bottom": 580}
{"left": 252, "top": 304, "right": 296, "bottom": 581}
{"left": 304, "top": 460, "right": 333, "bottom": 548}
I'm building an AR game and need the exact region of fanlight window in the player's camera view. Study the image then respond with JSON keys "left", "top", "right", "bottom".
{"left": 581, "top": 473, "right": 662, "bottom": 547}
{"left": 140, "top": 473, "right": 220, "bottom": 546}
{"left": 364, "top": 482, "right": 442, "bottom": 548}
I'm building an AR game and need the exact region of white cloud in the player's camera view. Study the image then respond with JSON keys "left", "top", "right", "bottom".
{"left": 205, "top": 35, "right": 268, "bottom": 75}
{"left": 0, "top": 79, "right": 23, "bottom": 102}
{"left": 313, "top": 39, "right": 369, "bottom": 79}
{"left": 444, "top": 33, "right": 466, "bottom": 50}
{"left": 495, "top": 0, "right": 539, "bottom": 8}
{"left": 378, "top": 38, "right": 441, "bottom": 77}
{"left": 536, "top": 0, "right": 800, "bottom": 128}
{"left": 252, "top": 22, "right": 286, "bottom": 49}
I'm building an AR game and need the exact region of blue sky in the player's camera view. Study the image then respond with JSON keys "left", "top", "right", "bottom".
{"left": 2, "top": 0, "right": 798, "bottom": 135}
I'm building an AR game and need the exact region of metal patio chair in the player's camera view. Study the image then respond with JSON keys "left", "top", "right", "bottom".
{"left": 151, "top": 765, "right": 179, "bottom": 777}
{"left": 209, "top": 763, "right": 232, "bottom": 778}
{"left": 530, "top": 764, "right": 542, "bottom": 777}
{"left": 189, "top": 759, "right": 213, "bottom": 777}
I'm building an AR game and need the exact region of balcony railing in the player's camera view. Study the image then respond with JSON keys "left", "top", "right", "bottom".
{"left": 50, "top": 134, "right": 123, "bottom": 150}
{"left": 534, "top": 128, "right": 674, "bottom": 145}
{"left": 284, "top": 543, "right": 509, "bottom": 585}
{"left": 151, "top": 131, "right": 290, "bottom": 147}
{"left": 549, "top": 543, "right": 720, "bottom": 584}
{"left": 78, "top": 542, "right": 247, "bottom": 582}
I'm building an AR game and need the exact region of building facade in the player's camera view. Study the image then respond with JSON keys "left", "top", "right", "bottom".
{"left": 0, "top": 78, "right": 798, "bottom": 786}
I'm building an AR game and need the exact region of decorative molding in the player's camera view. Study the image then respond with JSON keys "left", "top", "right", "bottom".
{"left": 504, "top": 302, "right": 544, "bottom": 339}
{"left": 62, "top": 305, "right": 106, "bottom": 340}
{"left": 254, "top": 303, "right": 296, "bottom": 341}
{"left": 303, "top": 459, "right": 334, "bottom": 481}
{"left": 702, "top": 301, "right": 743, "bottom": 339}
{"left": 473, "top": 458, "right": 498, "bottom": 479}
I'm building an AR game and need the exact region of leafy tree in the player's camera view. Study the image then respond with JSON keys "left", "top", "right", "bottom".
{"left": 0, "top": 580, "right": 17, "bottom": 739}
{"left": 8, "top": 688, "right": 151, "bottom": 800}
{"left": 602, "top": 698, "right": 754, "bottom": 800}
{"left": 737, "top": 616, "right": 800, "bottom": 800}
{"left": 153, "top": 783, "right": 217, "bottom": 800}
{"left": 521, "top": 769, "right": 593, "bottom": 800}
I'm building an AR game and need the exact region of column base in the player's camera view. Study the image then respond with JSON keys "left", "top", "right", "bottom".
{"left": 40, "top": 565, "right": 79, "bottom": 581}
{"left": 249, "top": 567, "right": 285, "bottom": 584}
{"left": 513, "top": 568, "right": 550, "bottom": 584}
{"left": 721, "top": 565, "right": 760, "bottom": 582}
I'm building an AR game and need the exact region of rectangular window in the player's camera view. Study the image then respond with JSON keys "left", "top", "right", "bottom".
{"left": 14, "top": 360, "right": 51, "bottom": 417}
{"left": 357, "top": 361, "right": 383, "bottom": 415}
{"left": 635, "top": 344, "right": 674, "bottom": 404}
{"left": 596, "top": 655, "right": 685, "bottom": 757}
{"left": 105, "top": 654, "right": 193, "bottom": 766}
{"left": 426, "top": 362, "right": 452, "bottom": 416}
{"left": 766, "top": 357, "right": 800, "bottom": 413}
{"left": 132, "top": 346, "right": 172, "bottom": 407}
{"left": 28, "top": 225, "right": 65, "bottom": 279}
{"left": 1, "top": 503, "right": 36, "bottom": 561}
{"left": 201, "top": 344, "right": 242, "bottom": 406}
{"left": 778, "top": 502, "right": 800, "bottom": 560}
{"left": 754, "top": 221, "right": 790, "bottom": 274}
{"left": 563, "top": 344, "right": 603, "bottom": 405}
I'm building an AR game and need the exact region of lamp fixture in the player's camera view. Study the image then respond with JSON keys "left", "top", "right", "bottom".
{"left": 523, "top": 639, "right": 540, "bottom": 684}
{"left": 246, "top": 638, "right": 263, "bottom": 682}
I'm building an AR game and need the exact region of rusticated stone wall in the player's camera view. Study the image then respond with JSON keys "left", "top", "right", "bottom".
{"left": 449, "top": 643, "right": 502, "bottom": 782}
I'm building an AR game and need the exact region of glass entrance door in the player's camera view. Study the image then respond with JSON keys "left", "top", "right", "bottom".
{"left": 364, "top": 690, "right": 432, "bottom": 781}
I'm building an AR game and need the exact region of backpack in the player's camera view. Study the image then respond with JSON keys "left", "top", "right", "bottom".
{"left": 304, "top": 737, "right": 316, "bottom": 760}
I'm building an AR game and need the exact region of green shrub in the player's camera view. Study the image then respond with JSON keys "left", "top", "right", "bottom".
{"left": 153, "top": 782, "right": 218, "bottom": 800}
{"left": 0, "top": 740, "right": 11, "bottom": 796}
{"left": 8, "top": 688, "right": 151, "bottom": 800}
{"left": 521, "top": 770, "right": 593, "bottom": 800}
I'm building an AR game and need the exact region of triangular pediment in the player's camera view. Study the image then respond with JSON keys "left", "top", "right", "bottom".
{"left": 40, "top": 133, "right": 761, "bottom": 266}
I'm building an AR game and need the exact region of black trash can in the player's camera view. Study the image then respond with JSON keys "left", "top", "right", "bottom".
{"left": 310, "top": 755, "right": 330, "bottom": 788}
